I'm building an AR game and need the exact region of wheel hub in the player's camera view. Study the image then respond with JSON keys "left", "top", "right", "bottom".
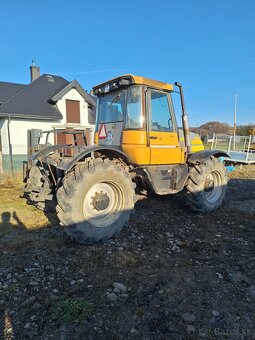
{"left": 91, "top": 191, "right": 110, "bottom": 211}
{"left": 205, "top": 178, "right": 215, "bottom": 192}
{"left": 83, "top": 181, "right": 125, "bottom": 228}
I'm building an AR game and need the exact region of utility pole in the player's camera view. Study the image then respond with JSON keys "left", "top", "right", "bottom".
{"left": 233, "top": 93, "right": 237, "bottom": 150}
{"left": 7, "top": 115, "right": 14, "bottom": 175}
{"left": 0, "top": 131, "right": 3, "bottom": 174}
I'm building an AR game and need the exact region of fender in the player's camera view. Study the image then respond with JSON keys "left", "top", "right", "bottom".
{"left": 30, "top": 144, "right": 72, "bottom": 160}
{"left": 57, "top": 145, "right": 132, "bottom": 172}
{"left": 188, "top": 150, "right": 229, "bottom": 164}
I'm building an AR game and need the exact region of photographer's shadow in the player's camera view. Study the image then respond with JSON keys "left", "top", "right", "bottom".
{"left": 1, "top": 211, "right": 26, "bottom": 230}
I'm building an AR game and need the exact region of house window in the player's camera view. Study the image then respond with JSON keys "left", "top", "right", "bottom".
{"left": 66, "top": 100, "right": 80, "bottom": 124}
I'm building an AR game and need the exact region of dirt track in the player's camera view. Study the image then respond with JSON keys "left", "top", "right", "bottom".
{"left": 0, "top": 165, "right": 255, "bottom": 339}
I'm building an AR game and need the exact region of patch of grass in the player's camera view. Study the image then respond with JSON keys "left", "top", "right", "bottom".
{"left": 0, "top": 171, "right": 49, "bottom": 231}
{"left": 50, "top": 297, "right": 93, "bottom": 324}
{"left": 228, "top": 164, "right": 255, "bottom": 179}
{"left": 135, "top": 307, "right": 145, "bottom": 317}
{"left": 113, "top": 251, "right": 140, "bottom": 267}
{"left": 0, "top": 171, "right": 23, "bottom": 188}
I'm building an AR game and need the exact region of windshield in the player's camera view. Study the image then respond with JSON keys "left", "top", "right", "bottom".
{"left": 97, "top": 90, "right": 125, "bottom": 124}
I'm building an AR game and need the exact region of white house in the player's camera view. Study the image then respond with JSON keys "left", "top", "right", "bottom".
{"left": 0, "top": 63, "right": 96, "bottom": 170}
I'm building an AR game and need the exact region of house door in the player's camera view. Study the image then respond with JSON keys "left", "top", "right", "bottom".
{"left": 148, "top": 89, "right": 183, "bottom": 164}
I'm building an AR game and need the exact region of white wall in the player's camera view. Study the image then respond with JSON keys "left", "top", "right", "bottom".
{"left": 0, "top": 88, "right": 95, "bottom": 155}
{"left": 0, "top": 118, "right": 61, "bottom": 154}
{"left": 56, "top": 88, "right": 95, "bottom": 128}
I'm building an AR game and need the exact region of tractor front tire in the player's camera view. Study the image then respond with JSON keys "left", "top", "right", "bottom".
{"left": 56, "top": 158, "right": 136, "bottom": 244}
{"left": 186, "top": 157, "right": 228, "bottom": 213}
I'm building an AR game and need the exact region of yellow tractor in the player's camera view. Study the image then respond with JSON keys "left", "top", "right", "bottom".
{"left": 24, "top": 75, "right": 229, "bottom": 244}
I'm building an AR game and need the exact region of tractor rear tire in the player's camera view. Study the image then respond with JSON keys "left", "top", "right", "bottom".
{"left": 23, "top": 164, "right": 56, "bottom": 212}
{"left": 186, "top": 157, "right": 228, "bottom": 213}
{"left": 56, "top": 158, "right": 136, "bottom": 244}
{"left": 23, "top": 165, "right": 43, "bottom": 193}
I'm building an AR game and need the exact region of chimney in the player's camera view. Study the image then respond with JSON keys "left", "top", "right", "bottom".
{"left": 30, "top": 60, "right": 40, "bottom": 82}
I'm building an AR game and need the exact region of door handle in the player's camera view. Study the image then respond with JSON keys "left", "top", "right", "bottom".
{"left": 150, "top": 136, "right": 158, "bottom": 140}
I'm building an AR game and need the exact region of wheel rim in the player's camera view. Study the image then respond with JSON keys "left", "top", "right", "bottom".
{"left": 82, "top": 181, "right": 124, "bottom": 228}
{"left": 204, "top": 170, "right": 223, "bottom": 204}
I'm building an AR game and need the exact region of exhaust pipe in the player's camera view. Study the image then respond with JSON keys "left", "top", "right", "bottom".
{"left": 175, "top": 82, "right": 191, "bottom": 154}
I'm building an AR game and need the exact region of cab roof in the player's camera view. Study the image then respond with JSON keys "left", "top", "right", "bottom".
{"left": 129, "top": 74, "right": 173, "bottom": 91}
{"left": 92, "top": 74, "right": 173, "bottom": 95}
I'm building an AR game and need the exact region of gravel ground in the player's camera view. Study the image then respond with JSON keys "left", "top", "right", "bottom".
{"left": 0, "top": 165, "right": 255, "bottom": 339}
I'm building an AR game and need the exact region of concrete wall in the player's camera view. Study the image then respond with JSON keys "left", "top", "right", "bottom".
{"left": 3, "top": 154, "right": 29, "bottom": 171}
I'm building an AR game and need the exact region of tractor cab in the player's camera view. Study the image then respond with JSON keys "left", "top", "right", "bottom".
{"left": 92, "top": 74, "right": 203, "bottom": 166}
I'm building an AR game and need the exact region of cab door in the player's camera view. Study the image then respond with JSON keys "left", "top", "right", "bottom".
{"left": 148, "top": 89, "right": 184, "bottom": 164}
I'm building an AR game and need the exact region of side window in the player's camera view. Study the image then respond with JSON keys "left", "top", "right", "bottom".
{"left": 98, "top": 92, "right": 124, "bottom": 123}
{"left": 150, "top": 90, "right": 173, "bottom": 132}
{"left": 125, "top": 86, "right": 143, "bottom": 129}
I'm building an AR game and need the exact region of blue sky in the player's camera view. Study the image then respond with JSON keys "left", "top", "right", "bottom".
{"left": 0, "top": 0, "right": 254, "bottom": 126}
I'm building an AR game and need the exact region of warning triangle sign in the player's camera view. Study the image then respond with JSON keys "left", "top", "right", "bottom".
{"left": 98, "top": 124, "right": 107, "bottom": 139}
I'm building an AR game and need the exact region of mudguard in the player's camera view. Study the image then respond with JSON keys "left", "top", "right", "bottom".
{"left": 30, "top": 144, "right": 72, "bottom": 160}
{"left": 56, "top": 145, "right": 131, "bottom": 172}
{"left": 188, "top": 150, "right": 229, "bottom": 164}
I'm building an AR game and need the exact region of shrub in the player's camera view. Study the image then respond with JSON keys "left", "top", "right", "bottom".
{"left": 50, "top": 297, "right": 93, "bottom": 324}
